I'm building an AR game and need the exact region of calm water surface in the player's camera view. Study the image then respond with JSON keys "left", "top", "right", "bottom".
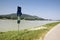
{"left": 0, "top": 20, "right": 58, "bottom": 32}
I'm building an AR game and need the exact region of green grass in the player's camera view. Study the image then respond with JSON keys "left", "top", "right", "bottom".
{"left": 0, "top": 22, "right": 60, "bottom": 40}
{"left": 43, "top": 22, "right": 60, "bottom": 30}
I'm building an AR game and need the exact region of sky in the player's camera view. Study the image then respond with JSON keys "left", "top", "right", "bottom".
{"left": 0, "top": 0, "right": 60, "bottom": 20}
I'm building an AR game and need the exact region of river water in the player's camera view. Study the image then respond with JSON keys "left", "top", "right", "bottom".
{"left": 0, "top": 20, "right": 58, "bottom": 32}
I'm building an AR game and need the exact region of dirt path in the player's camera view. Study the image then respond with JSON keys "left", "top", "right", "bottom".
{"left": 44, "top": 24, "right": 60, "bottom": 40}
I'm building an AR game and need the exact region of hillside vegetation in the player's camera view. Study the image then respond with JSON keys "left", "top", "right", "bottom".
{"left": 0, "top": 13, "right": 45, "bottom": 20}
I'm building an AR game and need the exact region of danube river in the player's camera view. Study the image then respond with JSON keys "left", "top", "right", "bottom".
{"left": 0, "top": 20, "right": 58, "bottom": 32}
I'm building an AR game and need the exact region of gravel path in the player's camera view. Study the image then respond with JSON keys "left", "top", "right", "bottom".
{"left": 44, "top": 24, "right": 60, "bottom": 40}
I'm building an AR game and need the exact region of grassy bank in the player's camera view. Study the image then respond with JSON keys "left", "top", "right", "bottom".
{"left": 0, "top": 22, "right": 60, "bottom": 40}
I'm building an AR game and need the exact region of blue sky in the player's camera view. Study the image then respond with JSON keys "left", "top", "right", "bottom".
{"left": 0, "top": 0, "right": 60, "bottom": 20}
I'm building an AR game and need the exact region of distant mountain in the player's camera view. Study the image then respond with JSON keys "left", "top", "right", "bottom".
{"left": 0, "top": 13, "right": 45, "bottom": 20}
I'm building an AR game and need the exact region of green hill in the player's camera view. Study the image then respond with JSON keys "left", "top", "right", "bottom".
{"left": 0, "top": 13, "right": 45, "bottom": 20}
